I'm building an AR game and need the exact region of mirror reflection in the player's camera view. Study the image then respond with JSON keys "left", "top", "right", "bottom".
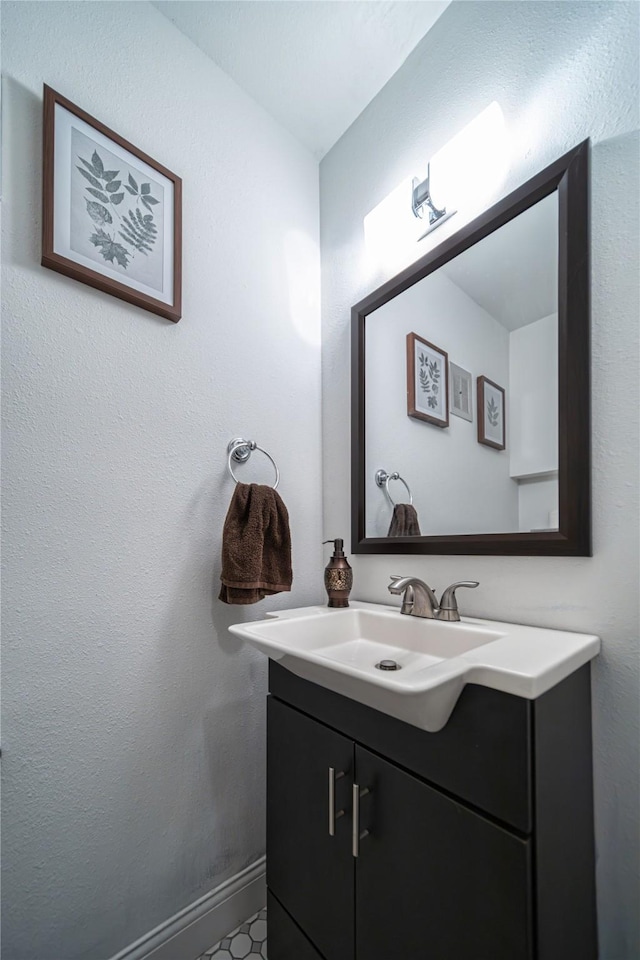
{"left": 365, "top": 192, "right": 559, "bottom": 538}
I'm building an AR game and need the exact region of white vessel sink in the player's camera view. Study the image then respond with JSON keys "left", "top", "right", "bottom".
{"left": 229, "top": 602, "right": 600, "bottom": 732}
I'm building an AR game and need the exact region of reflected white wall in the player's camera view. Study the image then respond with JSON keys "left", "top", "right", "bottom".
{"left": 365, "top": 271, "right": 517, "bottom": 537}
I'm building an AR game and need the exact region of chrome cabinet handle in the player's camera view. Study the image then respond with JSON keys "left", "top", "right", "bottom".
{"left": 328, "top": 767, "right": 345, "bottom": 836}
{"left": 352, "top": 783, "right": 370, "bottom": 857}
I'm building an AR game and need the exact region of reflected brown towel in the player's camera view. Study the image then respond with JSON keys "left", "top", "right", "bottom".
{"left": 219, "top": 482, "right": 292, "bottom": 604}
{"left": 387, "top": 503, "right": 422, "bottom": 537}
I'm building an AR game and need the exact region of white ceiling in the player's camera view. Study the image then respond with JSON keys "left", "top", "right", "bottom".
{"left": 152, "top": 1, "right": 451, "bottom": 159}
{"left": 442, "top": 192, "right": 559, "bottom": 331}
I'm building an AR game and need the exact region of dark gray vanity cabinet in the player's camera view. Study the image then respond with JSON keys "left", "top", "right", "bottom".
{"left": 266, "top": 661, "right": 597, "bottom": 960}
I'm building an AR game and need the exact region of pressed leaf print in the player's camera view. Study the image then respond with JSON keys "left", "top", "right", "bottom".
{"left": 90, "top": 229, "right": 130, "bottom": 268}
{"left": 487, "top": 396, "right": 500, "bottom": 427}
{"left": 78, "top": 156, "right": 101, "bottom": 177}
{"left": 85, "top": 188, "right": 110, "bottom": 203}
{"left": 119, "top": 208, "right": 158, "bottom": 255}
{"left": 77, "top": 167, "right": 103, "bottom": 189}
{"left": 418, "top": 352, "right": 441, "bottom": 409}
{"left": 91, "top": 150, "right": 104, "bottom": 176}
{"left": 85, "top": 200, "right": 112, "bottom": 226}
{"left": 72, "top": 133, "right": 164, "bottom": 290}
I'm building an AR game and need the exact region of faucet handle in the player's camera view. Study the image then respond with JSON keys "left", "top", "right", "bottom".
{"left": 388, "top": 576, "right": 413, "bottom": 614}
{"left": 439, "top": 581, "right": 479, "bottom": 619}
{"left": 388, "top": 575, "right": 407, "bottom": 591}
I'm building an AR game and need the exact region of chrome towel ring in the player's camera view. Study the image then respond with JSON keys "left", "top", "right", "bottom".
{"left": 227, "top": 438, "right": 280, "bottom": 490}
{"left": 375, "top": 469, "right": 413, "bottom": 506}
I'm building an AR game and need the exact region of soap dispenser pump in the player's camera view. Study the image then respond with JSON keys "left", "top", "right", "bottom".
{"left": 322, "top": 538, "right": 353, "bottom": 608}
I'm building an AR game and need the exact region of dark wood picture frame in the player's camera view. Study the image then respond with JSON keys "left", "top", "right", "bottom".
{"left": 42, "top": 85, "right": 182, "bottom": 322}
{"left": 351, "top": 139, "right": 591, "bottom": 556}
{"left": 406, "top": 332, "right": 449, "bottom": 428}
{"left": 477, "top": 375, "right": 506, "bottom": 450}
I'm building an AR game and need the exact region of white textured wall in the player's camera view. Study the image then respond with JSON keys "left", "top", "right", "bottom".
{"left": 320, "top": 2, "right": 639, "bottom": 956}
{"left": 365, "top": 271, "right": 517, "bottom": 537}
{"left": 1, "top": 4, "right": 322, "bottom": 959}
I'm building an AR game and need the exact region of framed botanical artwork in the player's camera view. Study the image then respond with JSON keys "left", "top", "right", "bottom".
{"left": 477, "top": 375, "right": 506, "bottom": 449}
{"left": 450, "top": 362, "right": 473, "bottom": 422}
{"left": 406, "top": 332, "right": 449, "bottom": 428}
{"left": 42, "top": 85, "right": 182, "bottom": 322}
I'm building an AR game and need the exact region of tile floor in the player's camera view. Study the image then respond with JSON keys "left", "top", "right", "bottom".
{"left": 197, "top": 907, "right": 267, "bottom": 959}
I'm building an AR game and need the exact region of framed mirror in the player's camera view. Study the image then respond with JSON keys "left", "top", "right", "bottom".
{"left": 351, "top": 140, "right": 590, "bottom": 556}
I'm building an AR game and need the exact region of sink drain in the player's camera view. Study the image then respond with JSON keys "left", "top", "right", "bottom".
{"left": 375, "top": 659, "right": 401, "bottom": 671}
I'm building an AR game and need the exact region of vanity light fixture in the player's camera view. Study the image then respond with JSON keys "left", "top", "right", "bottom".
{"left": 364, "top": 103, "right": 508, "bottom": 272}
{"left": 411, "top": 163, "right": 456, "bottom": 239}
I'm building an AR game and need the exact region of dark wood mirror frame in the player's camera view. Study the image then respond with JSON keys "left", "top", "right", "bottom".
{"left": 351, "top": 140, "right": 590, "bottom": 556}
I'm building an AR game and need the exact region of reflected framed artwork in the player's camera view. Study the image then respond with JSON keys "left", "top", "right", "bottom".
{"left": 450, "top": 362, "right": 473, "bottom": 422}
{"left": 42, "top": 85, "right": 182, "bottom": 322}
{"left": 477, "top": 375, "right": 506, "bottom": 450}
{"left": 406, "top": 332, "right": 449, "bottom": 428}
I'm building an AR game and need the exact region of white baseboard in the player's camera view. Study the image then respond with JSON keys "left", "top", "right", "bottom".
{"left": 109, "top": 857, "right": 266, "bottom": 960}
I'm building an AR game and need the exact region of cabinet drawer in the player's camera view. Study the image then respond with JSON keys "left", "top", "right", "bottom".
{"left": 269, "top": 661, "right": 532, "bottom": 832}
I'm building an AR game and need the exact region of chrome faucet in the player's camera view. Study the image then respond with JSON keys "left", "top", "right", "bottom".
{"left": 388, "top": 576, "right": 440, "bottom": 618}
{"left": 388, "top": 576, "right": 479, "bottom": 622}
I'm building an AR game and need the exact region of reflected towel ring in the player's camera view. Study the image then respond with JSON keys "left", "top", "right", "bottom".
{"left": 227, "top": 438, "right": 280, "bottom": 490}
{"left": 375, "top": 469, "right": 413, "bottom": 506}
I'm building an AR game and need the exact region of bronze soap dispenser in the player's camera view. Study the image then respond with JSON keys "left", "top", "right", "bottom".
{"left": 322, "top": 538, "right": 353, "bottom": 607}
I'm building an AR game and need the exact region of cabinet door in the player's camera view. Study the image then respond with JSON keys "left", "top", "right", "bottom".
{"left": 267, "top": 697, "right": 354, "bottom": 960}
{"left": 355, "top": 746, "right": 533, "bottom": 960}
{"left": 267, "top": 892, "right": 326, "bottom": 960}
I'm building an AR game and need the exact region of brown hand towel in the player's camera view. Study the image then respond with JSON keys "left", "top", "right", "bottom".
{"left": 219, "top": 482, "right": 292, "bottom": 604}
{"left": 387, "top": 503, "right": 422, "bottom": 537}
